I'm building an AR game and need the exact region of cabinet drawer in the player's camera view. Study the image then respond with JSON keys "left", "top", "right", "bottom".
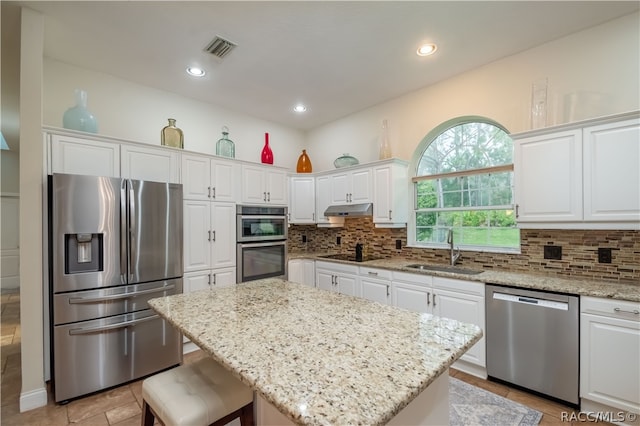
{"left": 392, "top": 271, "right": 432, "bottom": 286}
{"left": 315, "top": 261, "right": 359, "bottom": 275}
{"left": 432, "top": 277, "right": 483, "bottom": 296}
{"left": 581, "top": 296, "right": 640, "bottom": 321}
{"left": 359, "top": 267, "right": 392, "bottom": 280}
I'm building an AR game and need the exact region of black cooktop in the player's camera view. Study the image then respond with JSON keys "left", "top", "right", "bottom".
{"left": 318, "top": 253, "right": 383, "bottom": 263}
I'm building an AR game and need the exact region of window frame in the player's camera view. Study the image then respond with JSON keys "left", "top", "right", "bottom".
{"left": 407, "top": 116, "right": 521, "bottom": 254}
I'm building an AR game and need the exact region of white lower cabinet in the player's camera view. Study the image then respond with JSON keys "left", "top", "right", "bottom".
{"left": 316, "top": 261, "right": 359, "bottom": 297}
{"left": 359, "top": 267, "right": 392, "bottom": 305}
{"left": 288, "top": 259, "right": 315, "bottom": 286}
{"left": 580, "top": 297, "right": 640, "bottom": 416}
{"left": 392, "top": 271, "right": 486, "bottom": 377}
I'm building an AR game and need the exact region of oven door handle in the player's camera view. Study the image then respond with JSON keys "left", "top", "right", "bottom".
{"left": 237, "top": 241, "right": 287, "bottom": 248}
{"left": 67, "top": 285, "right": 176, "bottom": 304}
{"left": 68, "top": 314, "right": 159, "bottom": 335}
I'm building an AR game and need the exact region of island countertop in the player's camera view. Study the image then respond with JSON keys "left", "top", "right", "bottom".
{"left": 148, "top": 278, "right": 482, "bottom": 426}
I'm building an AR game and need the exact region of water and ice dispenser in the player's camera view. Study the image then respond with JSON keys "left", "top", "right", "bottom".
{"left": 64, "top": 233, "right": 104, "bottom": 274}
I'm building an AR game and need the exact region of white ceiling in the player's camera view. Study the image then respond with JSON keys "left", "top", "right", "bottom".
{"left": 13, "top": 1, "right": 640, "bottom": 131}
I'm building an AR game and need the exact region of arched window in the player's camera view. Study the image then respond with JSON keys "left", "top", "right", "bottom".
{"left": 410, "top": 117, "right": 520, "bottom": 252}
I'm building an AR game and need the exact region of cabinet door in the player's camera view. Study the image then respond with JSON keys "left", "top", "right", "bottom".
{"left": 336, "top": 274, "right": 358, "bottom": 297}
{"left": 373, "top": 166, "right": 392, "bottom": 223}
{"left": 266, "top": 170, "right": 288, "bottom": 205}
{"left": 121, "top": 144, "right": 179, "bottom": 183}
{"left": 184, "top": 270, "right": 211, "bottom": 293}
{"left": 211, "top": 268, "right": 236, "bottom": 288}
{"left": 183, "top": 200, "right": 211, "bottom": 272}
{"left": 303, "top": 260, "right": 316, "bottom": 287}
{"left": 290, "top": 176, "right": 316, "bottom": 223}
{"left": 242, "top": 165, "right": 266, "bottom": 204}
{"left": 210, "top": 202, "right": 236, "bottom": 269}
{"left": 581, "top": 313, "right": 640, "bottom": 413}
{"left": 583, "top": 118, "right": 640, "bottom": 222}
{"left": 393, "top": 281, "right": 431, "bottom": 313}
{"left": 212, "top": 158, "right": 240, "bottom": 202}
{"left": 361, "top": 277, "right": 390, "bottom": 305}
{"left": 350, "top": 168, "right": 372, "bottom": 203}
{"left": 50, "top": 134, "right": 119, "bottom": 177}
{"left": 181, "top": 154, "right": 211, "bottom": 200}
{"left": 433, "top": 288, "right": 485, "bottom": 367}
{"left": 330, "top": 172, "right": 350, "bottom": 204}
{"left": 514, "top": 130, "right": 582, "bottom": 223}
{"left": 316, "top": 269, "right": 334, "bottom": 292}
{"left": 288, "top": 259, "right": 304, "bottom": 284}
{"left": 315, "top": 176, "right": 332, "bottom": 224}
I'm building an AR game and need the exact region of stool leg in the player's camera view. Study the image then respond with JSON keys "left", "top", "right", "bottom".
{"left": 142, "top": 400, "right": 155, "bottom": 426}
{"left": 240, "top": 402, "right": 255, "bottom": 426}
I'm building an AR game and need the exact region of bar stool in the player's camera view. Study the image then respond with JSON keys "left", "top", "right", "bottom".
{"left": 142, "top": 357, "right": 254, "bottom": 426}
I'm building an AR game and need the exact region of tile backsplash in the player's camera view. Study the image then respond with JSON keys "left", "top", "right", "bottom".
{"left": 288, "top": 217, "right": 640, "bottom": 283}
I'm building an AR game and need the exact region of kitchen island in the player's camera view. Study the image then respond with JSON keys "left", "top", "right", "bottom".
{"left": 148, "top": 278, "right": 482, "bottom": 425}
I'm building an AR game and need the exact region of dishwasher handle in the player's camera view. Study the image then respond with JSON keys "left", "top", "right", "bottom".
{"left": 493, "top": 291, "right": 569, "bottom": 311}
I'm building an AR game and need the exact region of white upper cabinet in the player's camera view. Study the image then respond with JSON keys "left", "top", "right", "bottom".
{"left": 121, "top": 144, "right": 179, "bottom": 183}
{"left": 330, "top": 168, "right": 372, "bottom": 204}
{"left": 182, "top": 153, "right": 240, "bottom": 202}
{"left": 49, "top": 134, "right": 120, "bottom": 177}
{"left": 583, "top": 118, "right": 640, "bottom": 222}
{"left": 373, "top": 160, "right": 408, "bottom": 228}
{"left": 315, "top": 175, "right": 333, "bottom": 226}
{"left": 289, "top": 175, "right": 316, "bottom": 224}
{"left": 241, "top": 164, "right": 288, "bottom": 205}
{"left": 513, "top": 112, "right": 640, "bottom": 229}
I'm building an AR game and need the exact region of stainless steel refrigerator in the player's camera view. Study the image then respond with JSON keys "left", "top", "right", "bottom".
{"left": 49, "top": 173, "right": 183, "bottom": 403}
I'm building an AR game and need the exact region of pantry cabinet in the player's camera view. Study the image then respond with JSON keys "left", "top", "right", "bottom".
{"left": 181, "top": 153, "right": 240, "bottom": 202}
{"left": 242, "top": 165, "right": 288, "bottom": 205}
{"left": 289, "top": 176, "right": 316, "bottom": 224}
{"left": 513, "top": 112, "right": 640, "bottom": 229}
{"left": 580, "top": 296, "right": 640, "bottom": 415}
{"left": 183, "top": 200, "right": 236, "bottom": 272}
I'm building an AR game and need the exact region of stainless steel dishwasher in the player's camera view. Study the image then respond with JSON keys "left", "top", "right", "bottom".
{"left": 485, "top": 284, "right": 579, "bottom": 406}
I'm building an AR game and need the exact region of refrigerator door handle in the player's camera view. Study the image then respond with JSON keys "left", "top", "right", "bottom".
{"left": 68, "top": 314, "right": 159, "bottom": 335}
{"left": 68, "top": 285, "right": 176, "bottom": 304}
{"left": 127, "top": 182, "right": 136, "bottom": 282}
{"left": 120, "top": 180, "right": 128, "bottom": 284}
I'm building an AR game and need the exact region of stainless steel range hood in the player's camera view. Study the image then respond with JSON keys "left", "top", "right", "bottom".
{"left": 324, "top": 203, "right": 373, "bottom": 217}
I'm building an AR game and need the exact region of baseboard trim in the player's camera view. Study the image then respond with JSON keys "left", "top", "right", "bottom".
{"left": 19, "top": 387, "right": 48, "bottom": 412}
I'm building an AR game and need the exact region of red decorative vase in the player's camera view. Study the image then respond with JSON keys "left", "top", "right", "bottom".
{"left": 261, "top": 132, "right": 273, "bottom": 164}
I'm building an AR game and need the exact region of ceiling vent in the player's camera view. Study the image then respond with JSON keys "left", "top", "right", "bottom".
{"left": 204, "top": 36, "right": 237, "bottom": 59}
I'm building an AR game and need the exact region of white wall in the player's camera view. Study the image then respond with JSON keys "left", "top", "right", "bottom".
{"left": 43, "top": 59, "right": 306, "bottom": 169}
{"left": 306, "top": 12, "right": 640, "bottom": 171}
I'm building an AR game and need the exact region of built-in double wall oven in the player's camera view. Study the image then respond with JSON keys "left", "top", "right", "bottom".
{"left": 236, "top": 205, "right": 288, "bottom": 283}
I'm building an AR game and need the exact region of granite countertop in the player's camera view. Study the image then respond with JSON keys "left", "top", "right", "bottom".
{"left": 148, "top": 279, "right": 482, "bottom": 426}
{"left": 290, "top": 252, "right": 640, "bottom": 302}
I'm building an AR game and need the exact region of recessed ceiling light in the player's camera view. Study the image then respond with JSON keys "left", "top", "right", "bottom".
{"left": 186, "top": 66, "right": 206, "bottom": 77}
{"left": 293, "top": 104, "right": 307, "bottom": 113}
{"left": 416, "top": 43, "right": 437, "bottom": 56}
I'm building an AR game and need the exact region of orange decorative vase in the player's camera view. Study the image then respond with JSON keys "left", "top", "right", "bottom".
{"left": 296, "top": 149, "right": 312, "bottom": 173}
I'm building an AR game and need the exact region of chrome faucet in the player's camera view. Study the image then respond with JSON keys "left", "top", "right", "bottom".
{"left": 447, "top": 228, "right": 461, "bottom": 266}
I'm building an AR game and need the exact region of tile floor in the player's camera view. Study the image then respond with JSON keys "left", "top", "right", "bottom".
{"left": 2, "top": 290, "right": 587, "bottom": 425}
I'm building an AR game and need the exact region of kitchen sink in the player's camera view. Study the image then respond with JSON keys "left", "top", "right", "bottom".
{"left": 405, "top": 264, "right": 483, "bottom": 275}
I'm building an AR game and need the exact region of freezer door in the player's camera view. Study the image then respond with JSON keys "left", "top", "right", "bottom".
{"left": 53, "top": 309, "right": 182, "bottom": 402}
{"left": 53, "top": 278, "right": 182, "bottom": 325}
{"left": 127, "top": 179, "right": 183, "bottom": 283}
{"left": 52, "top": 174, "right": 123, "bottom": 293}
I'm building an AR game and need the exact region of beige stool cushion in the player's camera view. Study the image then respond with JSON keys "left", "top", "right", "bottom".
{"left": 142, "top": 358, "right": 253, "bottom": 426}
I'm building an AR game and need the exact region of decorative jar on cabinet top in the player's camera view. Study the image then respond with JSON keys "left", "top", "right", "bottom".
{"left": 161, "top": 118, "right": 184, "bottom": 149}
{"left": 334, "top": 153, "right": 359, "bottom": 168}
{"left": 216, "top": 126, "right": 235, "bottom": 158}
{"left": 296, "top": 150, "right": 312, "bottom": 173}
{"left": 63, "top": 89, "right": 98, "bottom": 133}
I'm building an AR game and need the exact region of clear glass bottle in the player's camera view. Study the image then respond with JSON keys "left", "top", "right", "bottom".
{"left": 161, "top": 118, "right": 184, "bottom": 148}
{"left": 216, "top": 126, "right": 235, "bottom": 158}
{"left": 379, "top": 119, "right": 392, "bottom": 159}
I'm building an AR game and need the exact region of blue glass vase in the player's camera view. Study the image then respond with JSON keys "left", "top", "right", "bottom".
{"left": 63, "top": 89, "right": 98, "bottom": 133}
